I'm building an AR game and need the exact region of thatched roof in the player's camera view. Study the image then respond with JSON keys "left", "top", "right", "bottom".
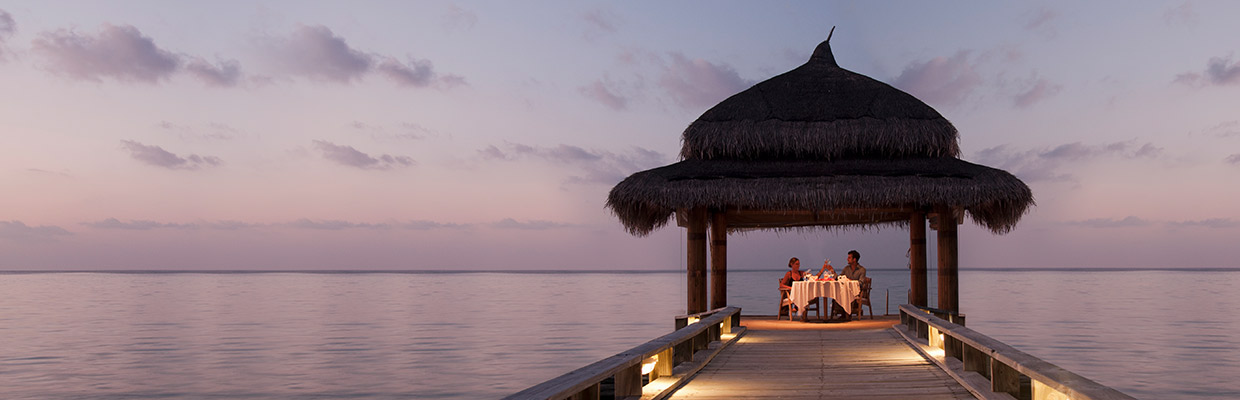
{"left": 607, "top": 38, "right": 1034, "bottom": 236}
{"left": 682, "top": 40, "right": 959, "bottom": 161}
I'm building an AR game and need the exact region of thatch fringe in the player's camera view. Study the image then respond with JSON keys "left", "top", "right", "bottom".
{"left": 681, "top": 117, "right": 959, "bottom": 160}
{"left": 606, "top": 158, "right": 1034, "bottom": 236}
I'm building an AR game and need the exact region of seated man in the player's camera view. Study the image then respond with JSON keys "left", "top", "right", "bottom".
{"left": 823, "top": 250, "right": 867, "bottom": 321}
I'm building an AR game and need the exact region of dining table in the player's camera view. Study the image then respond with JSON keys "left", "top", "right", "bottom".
{"left": 789, "top": 278, "right": 861, "bottom": 321}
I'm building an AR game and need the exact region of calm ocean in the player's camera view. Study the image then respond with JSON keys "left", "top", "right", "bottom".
{"left": 1, "top": 269, "right": 1237, "bottom": 399}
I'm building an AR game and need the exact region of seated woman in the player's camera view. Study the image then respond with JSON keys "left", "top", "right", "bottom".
{"left": 780, "top": 257, "right": 807, "bottom": 289}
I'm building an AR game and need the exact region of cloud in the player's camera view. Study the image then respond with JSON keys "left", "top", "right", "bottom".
{"left": 0, "top": 9, "right": 15, "bottom": 61}
{"left": 581, "top": 8, "right": 621, "bottom": 40}
{"left": 1175, "top": 55, "right": 1240, "bottom": 87}
{"left": 1226, "top": 154, "right": 1240, "bottom": 165}
{"left": 892, "top": 51, "right": 982, "bottom": 108}
{"left": 1163, "top": 2, "right": 1198, "bottom": 27}
{"left": 442, "top": 5, "right": 477, "bottom": 31}
{"left": 32, "top": 24, "right": 181, "bottom": 83}
{"left": 376, "top": 56, "right": 466, "bottom": 88}
{"left": 401, "top": 220, "right": 472, "bottom": 230}
{"left": 185, "top": 57, "right": 242, "bottom": 87}
{"left": 479, "top": 142, "right": 666, "bottom": 185}
{"left": 268, "top": 25, "right": 372, "bottom": 83}
{"left": 579, "top": 78, "right": 629, "bottom": 110}
{"left": 120, "top": 140, "right": 222, "bottom": 170}
{"left": 1024, "top": 8, "right": 1059, "bottom": 31}
{"left": 281, "top": 218, "right": 391, "bottom": 230}
{"left": 82, "top": 218, "right": 197, "bottom": 230}
{"left": 972, "top": 140, "right": 1163, "bottom": 182}
{"left": 491, "top": 218, "right": 577, "bottom": 230}
{"left": 1013, "top": 76, "right": 1062, "bottom": 108}
{"left": 1, "top": 220, "right": 72, "bottom": 241}
{"left": 262, "top": 25, "right": 465, "bottom": 89}
{"left": 312, "top": 140, "right": 414, "bottom": 170}
{"left": 658, "top": 52, "right": 753, "bottom": 109}
{"left": 1166, "top": 218, "right": 1239, "bottom": 229}
{"left": 1066, "top": 216, "right": 1152, "bottom": 229}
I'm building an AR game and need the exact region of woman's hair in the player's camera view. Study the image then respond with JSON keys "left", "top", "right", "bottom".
{"left": 788, "top": 257, "right": 799, "bottom": 267}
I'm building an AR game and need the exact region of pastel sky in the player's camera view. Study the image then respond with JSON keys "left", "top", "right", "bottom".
{"left": 2, "top": 1, "right": 1238, "bottom": 270}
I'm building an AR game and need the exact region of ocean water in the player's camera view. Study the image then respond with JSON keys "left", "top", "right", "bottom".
{"left": 1, "top": 270, "right": 1236, "bottom": 399}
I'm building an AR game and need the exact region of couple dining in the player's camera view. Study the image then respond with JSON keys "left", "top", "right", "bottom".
{"left": 781, "top": 250, "right": 868, "bottom": 321}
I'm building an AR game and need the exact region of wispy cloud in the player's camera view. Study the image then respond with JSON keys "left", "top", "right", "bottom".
{"left": 973, "top": 140, "right": 1163, "bottom": 182}
{"left": 491, "top": 218, "right": 578, "bottom": 230}
{"left": 1, "top": 220, "right": 72, "bottom": 241}
{"left": 1024, "top": 8, "right": 1060, "bottom": 31}
{"left": 478, "top": 142, "right": 666, "bottom": 185}
{"left": 1174, "top": 54, "right": 1240, "bottom": 87}
{"left": 1226, "top": 154, "right": 1240, "bottom": 165}
{"left": 0, "top": 9, "right": 15, "bottom": 61}
{"left": 658, "top": 52, "right": 753, "bottom": 109}
{"left": 401, "top": 220, "right": 472, "bottom": 230}
{"left": 891, "top": 51, "right": 982, "bottom": 108}
{"left": 312, "top": 140, "right": 414, "bottom": 170}
{"left": 184, "top": 57, "right": 242, "bottom": 87}
{"left": 581, "top": 8, "right": 621, "bottom": 40}
{"left": 1012, "top": 76, "right": 1062, "bottom": 108}
{"left": 442, "top": 5, "right": 478, "bottom": 32}
{"left": 120, "top": 140, "right": 222, "bottom": 170}
{"left": 1065, "top": 216, "right": 1152, "bottom": 229}
{"left": 1163, "top": 2, "right": 1199, "bottom": 27}
{"left": 33, "top": 24, "right": 180, "bottom": 83}
{"left": 579, "top": 78, "right": 629, "bottom": 110}
{"left": 376, "top": 56, "right": 466, "bottom": 88}
{"left": 281, "top": 218, "right": 391, "bottom": 230}
{"left": 82, "top": 218, "right": 198, "bottom": 230}
{"left": 264, "top": 25, "right": 464, "bottom": 88}
{"left": 1166, "top": 218, "right": 1239, "bottom": 229}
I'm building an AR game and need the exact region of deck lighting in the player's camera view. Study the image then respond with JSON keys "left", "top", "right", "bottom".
{"left": 641, "top": 355, "right": 658, "bottom": 375}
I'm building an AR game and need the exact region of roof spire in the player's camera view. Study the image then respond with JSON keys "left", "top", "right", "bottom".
{"left": 810, "top": 26, "right": 838, "bottom": 67}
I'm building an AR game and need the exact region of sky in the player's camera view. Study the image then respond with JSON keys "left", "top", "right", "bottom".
{"left": 1, "top": 1, "right": 1238, "bottom": 270}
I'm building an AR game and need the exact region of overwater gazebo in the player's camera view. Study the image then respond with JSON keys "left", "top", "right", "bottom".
{"left": 607, "top": 36, "right": 1034, "bottom": 315}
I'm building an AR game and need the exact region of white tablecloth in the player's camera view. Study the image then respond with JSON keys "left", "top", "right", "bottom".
{"left": 790, "top": 280, "right": 861, "bottom": 317}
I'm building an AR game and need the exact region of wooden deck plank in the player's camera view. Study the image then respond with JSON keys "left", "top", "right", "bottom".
{"left": 665, "top": 323, "right": 975, "bottom": 399}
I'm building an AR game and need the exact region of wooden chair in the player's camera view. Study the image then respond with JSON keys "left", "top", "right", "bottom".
{"left": 778, "top": 279, "right": 821, "bottom": 321}
{"left": 851, "top": 277, "right": 873, "bottom": 320}
{"left": 777, "top": 280, "right": 794, "bottom": 320}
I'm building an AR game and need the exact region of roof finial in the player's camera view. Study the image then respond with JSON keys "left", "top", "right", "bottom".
{"left": 810, "top": 27, "right": 838, "bottom": 67}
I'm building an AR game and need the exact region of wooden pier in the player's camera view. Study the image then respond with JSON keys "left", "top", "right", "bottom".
{"left": 508, "top": 306, "right": 1136, "bottom": 400}
{"left": 667, "top": 317, "right": 973, "bottom": 399}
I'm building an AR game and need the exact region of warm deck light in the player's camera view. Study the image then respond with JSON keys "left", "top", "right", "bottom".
{"left": 641, "top": 355, "right": 658, "bottom": 375}
{"left": 687, "top": 316, "right": 700, "bottom": 325}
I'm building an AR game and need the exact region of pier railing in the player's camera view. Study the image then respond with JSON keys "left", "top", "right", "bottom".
{"left": 506, "top": 306, "right": 744, "bottom": 400}
{"left": 897, "top": 304, "right": 1134, "bottom": 400}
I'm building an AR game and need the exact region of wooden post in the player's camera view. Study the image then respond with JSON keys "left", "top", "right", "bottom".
{"left": 910, "top": 211, "right": 928, "bottom": 307}
{"left": 687, "top": 207, "right": 708, "bottom": 314}
{"left": 935, "top": 205, "right": 959, "bottom": 314}
{"left": 613, "top": 363, "right": 642, "bottom": 398}
{"left": 710, "top": 211, "right": 728, "bottom": 310}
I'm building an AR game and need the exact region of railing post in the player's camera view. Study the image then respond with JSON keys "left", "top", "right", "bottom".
{"left": 961, "top": 344, "right": 991, "bottom": 380}
{"left": 992, "top": 359, "right": 1030, "bottom": 400}
{"left": 569, "top": 383, "right": 600, "bottom": 400}
{"left": 613, "top": 363, "right": 642, "bottom": 398}
{"left": 656, "top": 347, "right": 673, "bottom": 377}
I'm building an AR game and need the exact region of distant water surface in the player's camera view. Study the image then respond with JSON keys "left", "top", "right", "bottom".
{"left": 1, "top": 269, "right": 1236, "bottom": 399}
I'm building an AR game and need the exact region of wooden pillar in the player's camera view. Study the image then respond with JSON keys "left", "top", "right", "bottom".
{"left": 709, "top": 211, "right": 727, "bottom": 310}
{"left": 686, "top": 207, "right": 708, "bottom": 314}
{"left": 935, "top": 205, "right": 959, "bottom": 313}
{"left": 909, "top": 211, "right": 928, "bottom": 307}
